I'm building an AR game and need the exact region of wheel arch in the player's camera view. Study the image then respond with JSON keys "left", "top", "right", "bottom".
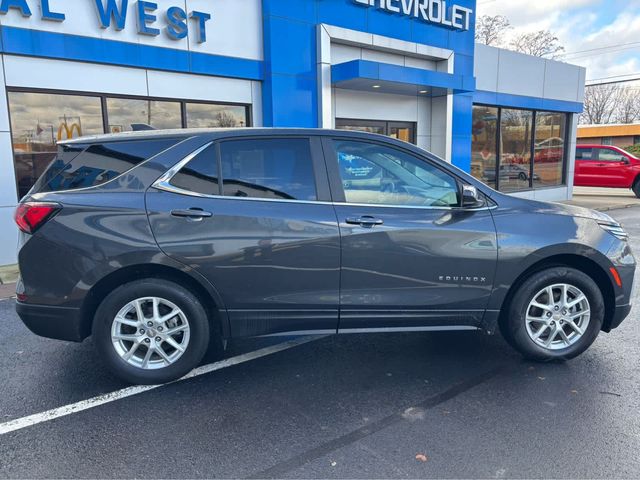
{"left": 498, "top": 254, "right": 616, "bottom": 333}
{"left": 79, "top": 263, "right": 229, "bottom": 340}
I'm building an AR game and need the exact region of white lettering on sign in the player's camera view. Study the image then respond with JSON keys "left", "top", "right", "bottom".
{"left": 353, "top": 0, "right": 473, "bottom": 31}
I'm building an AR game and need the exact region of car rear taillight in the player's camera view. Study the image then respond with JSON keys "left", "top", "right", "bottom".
{"left": 14, "top": 202, "right": 61, "bottom": 234}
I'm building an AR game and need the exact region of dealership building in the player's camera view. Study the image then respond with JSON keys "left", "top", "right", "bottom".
{"left": 0, "top": 0, "right": 585, "bottom": 267}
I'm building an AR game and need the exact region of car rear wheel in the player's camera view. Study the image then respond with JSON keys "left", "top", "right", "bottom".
{"left": 502, "top": 267, "right": 604, "bottom": 361}
{"left": 93, "top": 279, "right": 211, "bottom": 384}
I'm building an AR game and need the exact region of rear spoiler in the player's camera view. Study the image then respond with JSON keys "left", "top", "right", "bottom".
{"left": 131, "top": 124, "right": 156, "bottom": 131}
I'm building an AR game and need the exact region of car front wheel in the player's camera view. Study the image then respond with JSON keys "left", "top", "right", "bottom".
{"left": 632, "top": 178, "right": 640, "bottom": 198}
{"left": 502, "top": 267, "right": 604, "bottom": 361}
{"left": 93, "top": 279, "right": 211, "bottom": 384}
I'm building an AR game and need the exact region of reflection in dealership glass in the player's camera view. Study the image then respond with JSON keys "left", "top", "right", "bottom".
{"left": 483, "top": 163, "right": 541, "bottom": 184}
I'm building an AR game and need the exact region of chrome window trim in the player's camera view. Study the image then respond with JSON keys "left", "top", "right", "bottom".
{"left": 152, "top": 185, "right": 496, "bottom": 211}
{"left": 153, "top": 143, "right": 497, "bottom": 212}
{"left": 152, "top": 142, "right": 216, "bottom": 198}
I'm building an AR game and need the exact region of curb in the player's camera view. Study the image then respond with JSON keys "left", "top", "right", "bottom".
{"left": 595, "top": 204, "right": 640, "bottom": 212}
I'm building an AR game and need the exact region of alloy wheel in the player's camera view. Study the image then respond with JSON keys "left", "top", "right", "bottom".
{"left": 525, "top": 283, "right": 591, "bottom": 351}
{"left": 110, "top": 297, "right": 190, "bottom": 370}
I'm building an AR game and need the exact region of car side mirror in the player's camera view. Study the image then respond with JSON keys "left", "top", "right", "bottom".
{"left": 462, "top": 185, "right": 483, "bottom": 208}
{"left": 623, "top": 158, "right": 631, "bottom": 165}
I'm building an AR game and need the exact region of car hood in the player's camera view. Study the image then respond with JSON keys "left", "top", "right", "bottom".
{"left": 498, "top": 196, "right": 619, "bottom": 225}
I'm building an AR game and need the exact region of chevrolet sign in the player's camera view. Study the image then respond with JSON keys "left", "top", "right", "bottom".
{"left": 353, "top": 0, "right": 473, "bottom": 31}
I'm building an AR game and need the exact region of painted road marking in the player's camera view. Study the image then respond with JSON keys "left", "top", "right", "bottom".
{"left": 0, "top": 335, "right": 324, "bottom": 436}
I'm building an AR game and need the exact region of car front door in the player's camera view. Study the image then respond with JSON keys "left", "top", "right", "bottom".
{"left": 594, "top": 147, "right": 631, "bottom": 187}
{"left": 146, "top": 136, "right": 341, "bottom": 338}
{"left": 323, "top": 137, "right": 498, "bottom": 332}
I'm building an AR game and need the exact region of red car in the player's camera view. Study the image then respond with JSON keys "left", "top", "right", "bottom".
{"left": 575, "top": 145, "right": 640, "bottom": 198}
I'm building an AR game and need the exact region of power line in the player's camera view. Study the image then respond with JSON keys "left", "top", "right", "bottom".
{"left": 586, "top": 75, "right": 640, "bottom": 86}
{"left": 563, "top": 46, "right": 640, "bottom": 61}
{"left": 560, "top": 41, "right": 640, "bottom": 57}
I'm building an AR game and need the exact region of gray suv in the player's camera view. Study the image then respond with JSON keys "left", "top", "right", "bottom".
{"left": 15, "top": 129, "right": 635, "bottom": 384}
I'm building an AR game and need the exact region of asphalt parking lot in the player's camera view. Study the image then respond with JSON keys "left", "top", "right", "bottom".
{"left": 1, "top": 208, "right": 639, "bottom": 479}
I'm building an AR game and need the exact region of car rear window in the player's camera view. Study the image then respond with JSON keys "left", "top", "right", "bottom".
{"left": 32, "top": 138, "right": 179, "bottom": 194}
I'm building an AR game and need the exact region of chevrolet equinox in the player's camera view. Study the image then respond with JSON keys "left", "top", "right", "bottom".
{"left": 15, "top": 129, "right": 635, "bottom": 384}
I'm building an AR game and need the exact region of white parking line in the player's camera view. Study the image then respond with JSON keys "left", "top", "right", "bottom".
{"left": 0, "top": 335, "right": 324, "bottom": 436}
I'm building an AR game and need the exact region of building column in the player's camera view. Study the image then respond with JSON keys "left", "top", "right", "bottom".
{"left": 261, "top": 1, "right": 319, "bottom": 128}
{"left": 0, "top": 55, "right": 19, "bottom": 267}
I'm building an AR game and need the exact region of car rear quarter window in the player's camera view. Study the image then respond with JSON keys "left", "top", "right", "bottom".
{"left": 575, "top": 148, "right": 593, "bottom": 160}
{"left": 220, "top": 138, "right": 317, "bottom": 201}
{"left": 33, "top": 138, "right": 179, "bottom": 194}
{"left": 168, "top": 144, "right": 219, "bottom": 195}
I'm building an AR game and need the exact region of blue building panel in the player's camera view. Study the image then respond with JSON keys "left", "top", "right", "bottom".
{"left": 474, "top": 90, "right": 584, "bottom": 114}
{"left": 331, "top": 60, "right": 475, "bottom": 94}
{"left": 0, "top": 25, "right": 263, "bottom": 80}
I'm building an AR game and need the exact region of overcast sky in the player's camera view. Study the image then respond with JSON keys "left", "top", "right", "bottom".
{"left": 476, "top": 0, "right": 640, "bottom": 85}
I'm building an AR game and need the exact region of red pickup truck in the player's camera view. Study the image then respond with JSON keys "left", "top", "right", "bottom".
{"left": 575, "top": 145, "right": 640, "bottom": 198}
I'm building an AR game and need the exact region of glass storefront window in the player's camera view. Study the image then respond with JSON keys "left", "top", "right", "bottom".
{"left": 186, "top": 103, "right": 248, "bottom": 128}
{"left": 335, "top": 119, "right": 417, "bottom": 144}
{"left": 499, "top": 109, "right": 533, "bottom": 192}
{"left": 534, "top": 112, "right": 566, "bottom": 188}
{"left": 8, "top": 91, "right": 103, "bottom": 199}
{"left": 106, "top": 98, "right": 182, "bottom": 132}
{"left": 472, "top": 104, "right": 569, "bottom": 193}
{"left": 471, "top": 106, "right": 498, "bottom": 189}
{"left": 8, "top": 90, "right": 251, "bottom": 200}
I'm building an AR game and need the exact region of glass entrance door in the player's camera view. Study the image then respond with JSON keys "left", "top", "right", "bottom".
{"left": 388, "top": 122, "right": 415, "bottom": 143}
{"left": 336, "top": 119, "right": 416, "bottom": 144}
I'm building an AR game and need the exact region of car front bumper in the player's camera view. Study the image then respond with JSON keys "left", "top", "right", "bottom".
{"left": 605, "top": 303, "right": 633, "bottom": 332}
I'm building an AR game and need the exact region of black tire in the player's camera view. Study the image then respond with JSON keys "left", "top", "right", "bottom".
{"left": 93, "top": 278, "right": 211, "bottom": 384}
{"left": 632, "top": 178, "right": 640, "bottom": 199}
{"left": 501, "top": 267, "right": 604, "bottom": 362}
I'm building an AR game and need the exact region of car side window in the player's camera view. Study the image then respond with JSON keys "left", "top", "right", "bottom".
{"left": 169, "top": 144, "right": 219, "bottom": 195}
{"left": 333, "top": 140, "right": 460, "bottom": 207}
{"left": 575, "top": 148, "right": 592, "bottom": 160}
{"left": 595, "top": 148, "right": 627, "bottom": 162}
{"left": 220, "top": 138, "right": 317, "bottom": 201}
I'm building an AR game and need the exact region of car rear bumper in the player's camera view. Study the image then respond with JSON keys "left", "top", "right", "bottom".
{"left": 16, "top": 302, "right": 85, "bottom": 342}
{"left": 605, "top": 303, "right": 632, "bottom": 332}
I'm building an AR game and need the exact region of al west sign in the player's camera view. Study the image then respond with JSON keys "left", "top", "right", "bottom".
{"left": 353, "top": 0, "right": 473, "bottom": 31}
{"left": 0, "top": 0, "right": 211, "bottom": 42}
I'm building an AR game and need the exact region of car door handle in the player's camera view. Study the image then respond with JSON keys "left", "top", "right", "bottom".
{"left": 170, "top": 208, "right": 213, "bottom": 219}
{"left": 345, "top": 216, "right": 384, "bottom": 227}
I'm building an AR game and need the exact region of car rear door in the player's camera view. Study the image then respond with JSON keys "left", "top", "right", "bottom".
{"left": 322, "top": 136, "right": 498, "bottom": 332}
{"left": 146, "top": 135, "right": 340, "bottom": 337}
{"left": 574, "top": 147, "right": 598, "bottom": 186}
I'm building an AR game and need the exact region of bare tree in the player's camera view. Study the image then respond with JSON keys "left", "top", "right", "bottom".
{"left": 215, "top": 111, "right": 238, "bottom": 128}
{"left": 475, "top": 15, "right": 511, "bottom": 46}
{"left": 580, "top": 84, "right": 622, "bottom": 125}
{"left": 614, "top": 87, "right": 640, "bottom": 124}
{"left": 510, "top": 30, "right": 565, "bottom": 58}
